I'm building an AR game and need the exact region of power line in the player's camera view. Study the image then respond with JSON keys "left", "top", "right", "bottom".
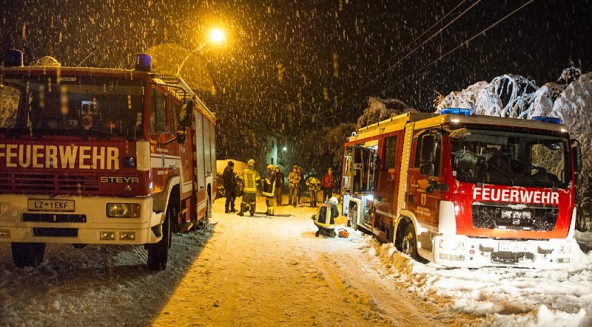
{"left": 396, "top": 0, "right": 537, "bottom": 86}
{"left": 365, "top": 0, "right": 470, "bottom": 84}
{"left": 322, "top": 0, "right": 537, "bottom": 122}
{"left": 316, "top": 0, "right": 482, "bottom": 122}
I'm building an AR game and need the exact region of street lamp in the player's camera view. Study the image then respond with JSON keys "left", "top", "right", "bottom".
{"left": 176, "top": 27, "right": 226, "bottom": 76}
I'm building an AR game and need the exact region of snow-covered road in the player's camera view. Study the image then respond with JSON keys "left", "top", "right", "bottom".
{"left": 1, "top": 196, "right": 591, "bottom": 326}
{"left": 151, "top": 201, "right": 471, "bottom": 327}
{"left": 0, "top": 198, "right": 478, "bottom": 326}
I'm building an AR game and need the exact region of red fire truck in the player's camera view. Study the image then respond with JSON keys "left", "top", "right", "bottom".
{"left": 342, "top": 109, "right": 581, "bottom": 268}
{"left": 0, "top": 51, "right": 216, "bottom": 270}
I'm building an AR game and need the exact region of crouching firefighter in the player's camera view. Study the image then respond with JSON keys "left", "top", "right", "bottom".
{"left": 238, "top": 159, "right": 261, "bottom": 216}
{"left": 312, "top": 197, "right": 339, "bottom": 237}
{"left": 262, "top": 164, "right": 277, "bottom": 216}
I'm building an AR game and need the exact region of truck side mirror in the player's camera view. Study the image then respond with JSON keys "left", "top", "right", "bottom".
{"left": 179, "top": 100, "right": 194, "bottom": 127}
{"left": 571, "top": 139, "right": 581, "bottom": 173}
{"left": 571, "top": 139, "right": 582, "bottom": 190}
{"left": 176, "top": 130, "right": 187, "bottom": 144}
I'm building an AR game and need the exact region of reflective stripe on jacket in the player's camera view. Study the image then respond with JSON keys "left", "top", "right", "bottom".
{"left": 241, "top": 167, "right": 261, "bottom": 193}
{"left": 262, "top": 171, "right": 276, "bottom": 197}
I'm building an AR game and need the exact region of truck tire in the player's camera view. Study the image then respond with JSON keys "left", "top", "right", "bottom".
{"left": 12, "top": 242, "right": 46, "bottom": 267}
{"left": 147, "top": 211, "right": 171, "bottom": 271}
{"left": 399, "top": 222, "right": 420, "bottom": 261}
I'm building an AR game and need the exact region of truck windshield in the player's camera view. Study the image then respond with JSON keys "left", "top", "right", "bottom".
{"left": 0, "top": 75, "right": 145, "bottom": 140}
{"left": 449, "top": 126, "right": 570, "bottom": 189}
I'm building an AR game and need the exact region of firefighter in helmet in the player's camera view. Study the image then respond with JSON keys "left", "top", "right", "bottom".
{"left": 312, "top": 196, "right": 339, "bottom": 237}
{"left": 262, "top": 164, "right": 277, "bottom": 216}
{"left": 238, "top": 159, "right": 261, "bottom": 216}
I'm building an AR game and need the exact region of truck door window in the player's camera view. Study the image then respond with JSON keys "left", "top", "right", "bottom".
{"left": 151, "top": 90, "right": 167, "bottom": 133}
{"left": 416, "top": 131, "right": 441, "bottom": 177}
{"left": 352, "top": 145, "right": 377, "bottom": 192}
{"left": 383, "top": 136, "right": 398, "bottom": 170}
{"left": 169, "top": 97, "right": 178, "bottom": 133}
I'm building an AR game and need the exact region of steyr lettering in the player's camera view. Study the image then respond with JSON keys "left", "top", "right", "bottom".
{"left": 100, "top": 176, "right": 140, "bottom": 183}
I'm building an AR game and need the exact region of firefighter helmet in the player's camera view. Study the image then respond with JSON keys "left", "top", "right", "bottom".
{"left": 329, "top": 197, "right": 338, "bottom": 205}
{"left": 266, "top": 164, "right": 274, "bottom": 171}
{"left": 247, "top": 159, "right": 255, "bottom": 166}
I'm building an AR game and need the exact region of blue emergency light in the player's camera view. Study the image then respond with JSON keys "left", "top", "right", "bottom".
{"left": 440, "top": 108, "right": 472, "bottom": 116}
{"left": 532, "top": 116, "right": 561, "bottom": 124}
{"left": 135, "top": 53, "right": 152, "bottom": 72}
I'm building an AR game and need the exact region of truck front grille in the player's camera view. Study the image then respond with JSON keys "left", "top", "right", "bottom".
{"left": 472, "top": 203, "right": 558, "bottom": 231}
{"left": 0, "top": 172, "right": 99, "bottom": 195}
{"left": 23, "top": 213, "right": 87, "bottom": 223}
{"left": 33, "top": 228, "right": 78, "bottom": 237}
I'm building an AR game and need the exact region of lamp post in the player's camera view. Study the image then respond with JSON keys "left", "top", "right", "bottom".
{"left": 176, "top": 27, "right": 226, "bottom": 76}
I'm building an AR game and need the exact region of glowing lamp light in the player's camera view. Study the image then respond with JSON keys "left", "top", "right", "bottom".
{"left": 209, "top": 28, "right": 226, "bottom": 44}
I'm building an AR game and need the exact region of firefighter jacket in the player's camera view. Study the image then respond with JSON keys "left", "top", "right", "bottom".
{"left": 306, "top": 176, "right": 321, "bottom": 192}
{"left": 288, "top": 171, "right": 301, "bottom": 188}
{"left": 262, "top": 171, "right": 276, "bottom": 198}
{"left": 241, "top": 167, "right": 261, "bottom": 194}
{"left": 314, "top": 202, "right": 339, "bottom": 227}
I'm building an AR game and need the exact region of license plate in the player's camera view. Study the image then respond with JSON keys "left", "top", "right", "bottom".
{"left": 498, "top": 241, "right": 530, "bottom": 253}
{"left": 28, "top": 199, "right": 75, "bottom": 212}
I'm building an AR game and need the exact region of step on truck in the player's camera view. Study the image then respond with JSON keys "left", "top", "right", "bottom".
{"left": 341, "top": 109, "right": 581, "bottom": 268}
{"left": 0, "top": 50, "right": 216, "bottom": 270}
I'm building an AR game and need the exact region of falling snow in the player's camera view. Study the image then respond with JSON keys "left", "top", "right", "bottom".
{"left": 1, "top": 1, "right": 592, "bottom": 326}
{"left": 1, "top": 198, "right": 591, "bottom": 326}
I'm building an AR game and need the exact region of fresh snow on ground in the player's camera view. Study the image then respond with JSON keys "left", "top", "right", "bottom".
{"left": 1, "top": 196, "right": 591, "bottom": 326}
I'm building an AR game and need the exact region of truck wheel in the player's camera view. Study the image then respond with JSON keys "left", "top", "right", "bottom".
{"left": 147, "top": 211, "right": 171, "bottom": 271}
{"left": 348, "top": 203, "right": 358, "bottom": 230}
{"left": 399, "top": 223, "right": 420, "bottom": 261}
{"left": 12, "top": 242, "right": 46, "bottom": 267}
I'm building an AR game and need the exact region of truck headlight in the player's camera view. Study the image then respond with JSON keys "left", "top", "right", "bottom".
{"left": 106, "top": 203, "right": 141, "bottom": 218}
{"left": 439, "top": 239, "right": 465, "bottom": 251}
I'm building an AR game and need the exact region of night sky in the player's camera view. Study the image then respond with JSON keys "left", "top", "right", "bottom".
{"left": 1, "top": 0, "right": 591, "bottom": 154}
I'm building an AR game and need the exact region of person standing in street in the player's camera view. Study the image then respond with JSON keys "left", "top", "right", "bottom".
{"left": 222, "top": 161, "right": 237, "bottom": 213}
{"left": 274, "top": 166, "right": 285, "bottom": 206}
{"left": 288, "top": 165, "right": 301, "bottom": 207}
{"left": 297, "top": 166, "right": 304, "bottom": 205}
{"left": 306, "top": 175, "right": 321, "bottom": 207}
{"left": 322, "top": 167, "right": 336, "bottom": 203}
{"left": 262, "top": 164, "right": 277, "bottom": 216}
{"left": 238, "top": 159, "right": 261, "bottom": 217}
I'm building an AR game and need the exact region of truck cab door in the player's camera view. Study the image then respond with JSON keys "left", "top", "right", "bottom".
{"left": 407, "top": 130, "right": 445, "bottom": 229}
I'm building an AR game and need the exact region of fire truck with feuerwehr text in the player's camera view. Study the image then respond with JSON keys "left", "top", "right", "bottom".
{"left": 0, "top": 50, "right": 216, "bottom": 270}
{"left": 341, "top": 109, "right": 581, "bottom": 268}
